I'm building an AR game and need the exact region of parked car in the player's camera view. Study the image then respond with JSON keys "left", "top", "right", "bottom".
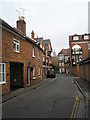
{"left": 46, "top": 69, "right": 56, "bottom": 78}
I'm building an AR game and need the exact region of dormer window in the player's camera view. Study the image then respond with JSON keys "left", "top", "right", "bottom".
{"left": 73, "top": 36, "right": 79, "bottom": 40}
{"left": 84, "top": 35, "right": 89, "bottom": 40}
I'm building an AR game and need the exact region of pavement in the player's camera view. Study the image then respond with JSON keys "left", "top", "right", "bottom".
{"left": 2, "top": 78, "right": 52, "bottom": 103}
{"left": 74, "top": 77, "right": 90, "bottom": 118}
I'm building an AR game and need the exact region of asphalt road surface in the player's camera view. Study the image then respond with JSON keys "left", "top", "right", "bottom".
{"left": 2, "top": 74, "right": 77, "bottom": 118}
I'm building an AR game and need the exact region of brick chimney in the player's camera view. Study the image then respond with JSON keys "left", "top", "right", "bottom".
{"left": 16, "top": 16, "right": 26, "bottom": 35}
{"left": 31, "top": 30, "right": 35, "bottom": 39}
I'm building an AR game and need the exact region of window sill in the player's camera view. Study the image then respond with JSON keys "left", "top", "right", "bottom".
{"left": 32, "top": 56, "right": 35, "bottom": 58}
{"left": 33, "top": 77, "right": 36, "bottom": 80}
{"left": 0, "top": 82, "right": 6, "bottom": 85}
{"left": 14, "top": 50, "right": 20, "bottom": 54}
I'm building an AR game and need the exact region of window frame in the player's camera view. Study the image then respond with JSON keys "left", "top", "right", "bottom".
{"left": 32, "top": 47, "right": 35, "bottom": 58}
{"left": 0, "top": 63, "right": 6, "bottom": 84}
{"left": 84, "top": 35, "right": 89, "bottom": 40}
{"left": 62, "top": 62, "right": 64, "bottom": 66}
{"left": 73, "top": 36, "right": 79, "bottom": 40}
{"left": 62, "top": 68, "right": 65, "bottom": 72}
{"left": 38, "top": 50, "right": 40, "bottom": 59}
{"left": 13, "top": 39, "right": 20, "bottom": 53}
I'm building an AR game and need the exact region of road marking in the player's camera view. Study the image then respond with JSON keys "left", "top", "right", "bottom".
{"left": 70, "top": 96, "right": 79, "bottom": 118}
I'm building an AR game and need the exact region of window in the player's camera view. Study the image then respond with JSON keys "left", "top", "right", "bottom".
{"left": 43, "top": 56, "right": 45, "bottom": 61}
{"left": 88, "top": 43, "right": 90, "bottom": 50}
{"left": 62, "top": 68, "right": 65, "bottom": 72}
{"left": 32, "top": 47, "right": 35, "bottom": 57}
{"left": 58, "top": 54, "right": 64, "bottom": 61}
{"left": 72, "top": 45, "right": 82, "bottom": 65}
{"left": 39, "top": 67, "right": 40, "bottom": 76}
{"left": 59, "top": 63, "right": 61, "bottom": 67}
{"left": 0, "top": 63, "right": 6, "bottom": 84}
{"left": 13, "top": 39, "right": 20, "bottom": 53}
{"left": 38, "top": 50, "right": 40, "bottom": 59}
{"left": 84, "top": 35, "right": 89, "bottom": 40}
{"left": 62, "top": 62, "right": 64, "bottom": 66}
{"left": 73, "top": 36, "right": 79, "bottom": 40}
{"left": 72, "top": 55, "right": 82, "bottom": 66}
{"left": 33, "top": 66, "right": 35, "bottom": 77}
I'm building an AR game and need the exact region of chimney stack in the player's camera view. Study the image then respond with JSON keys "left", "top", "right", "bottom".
{"left": 16, "top": 16, "right": 26, "bottom": 35}
{"left": 31, "top": 30, "right": 35, "bottom": 39}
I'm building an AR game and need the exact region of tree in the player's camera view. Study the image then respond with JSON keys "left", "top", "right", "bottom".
{"left": 51, "top": 50, "right": 59, "bottom": 72}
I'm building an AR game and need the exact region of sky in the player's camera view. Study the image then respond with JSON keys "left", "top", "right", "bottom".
{"left": 0, "top": 0, "right": 89, "bottom": 54}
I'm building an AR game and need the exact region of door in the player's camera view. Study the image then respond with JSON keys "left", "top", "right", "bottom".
{"left": 27, "top": 67, "right": 30, "bottom": 85}
{"left": 10, "top": 62, "right": 24, "bottom": 90}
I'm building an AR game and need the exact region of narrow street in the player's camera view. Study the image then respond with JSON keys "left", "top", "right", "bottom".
{"left": 2, "top": 74, "right": 84, "bottom": 118}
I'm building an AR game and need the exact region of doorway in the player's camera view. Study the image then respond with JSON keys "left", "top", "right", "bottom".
{"left": 10, "top": 62, "right": 24, "bottom": 91}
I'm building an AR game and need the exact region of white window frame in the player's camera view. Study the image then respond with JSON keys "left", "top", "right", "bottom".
{"left": 59, "top": 63, "right": 61, "bottom": 67}
{"left": 38, "top": 50, "right": 40, "bottom": 59}
{"left": 62, "top": 62, "right": 64, "bottom": 66}
{"left": 0, "top": 63, "right": 6, "bottom": 84}
{"left": 84, "top": 35, "right": 89, "bottom": 40}
{"left": 73, "top": 36, "right": 79, "bottom": 40}
{"left": 43, "top": 56, "right": 45, "bottom": 61}
{"left": 13, "top": 39, "right": 20, "bottom": 53}
{"left": 62, "top": 68, "right": 65, "bottom": 72}
{"left": 32, "top": 47, "right": 35, "bottom": 58}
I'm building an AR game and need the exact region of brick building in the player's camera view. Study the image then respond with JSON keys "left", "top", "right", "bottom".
{"left": 58, "top": 49, "right": 70, "bottom": 74}
{"left": 69, "top": 33, "right": 90, "bottom": 76}
{"left": 31, "top": 30, "right": 52, "bottom": 77}
{"left": 0, "top": 17, "right": 44, "bottom": 95}
{"left": 43, "top": 39, "right": 52, "bottom": 75}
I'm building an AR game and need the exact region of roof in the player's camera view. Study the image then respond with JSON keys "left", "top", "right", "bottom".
{"left": 0, "top": 18, "right": 43, "bottom": 51}
{"left": 34, "top": 37, "right": 43, "bottom": 43}
{"left": 69, "top": 33, "right": 90, "bottom": 37}
{"left": 58, "top": 48, "right": 70, "bottom": 56}
{"left": 43, "top": 39, "right": 52, "bottom": 50}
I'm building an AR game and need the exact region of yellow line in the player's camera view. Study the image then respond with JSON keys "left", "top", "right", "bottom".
{"left": 70, "top": 95, "right": 79, "bottom": 119}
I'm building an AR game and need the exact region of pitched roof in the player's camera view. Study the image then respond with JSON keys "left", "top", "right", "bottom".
{"left": 0, "top": 18, "right": 43, "bottom": 51}
{"left": 58, "top": 48, "right": 70, "bottom": 56}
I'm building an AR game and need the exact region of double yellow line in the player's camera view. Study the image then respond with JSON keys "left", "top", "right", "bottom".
{"left": 70, "top": 95, "right": 79, "bottom": 118}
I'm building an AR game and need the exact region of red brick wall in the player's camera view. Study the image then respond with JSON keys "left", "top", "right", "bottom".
{"left": 79, "top": 62, "right": 90, "bottom": 82}
{"left": 2, "top": 26, "right": 43, "bottom": 95}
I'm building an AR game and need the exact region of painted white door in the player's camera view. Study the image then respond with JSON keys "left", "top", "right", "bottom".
{"left": 27, "top": 67, "right": 30, "bottom": 85}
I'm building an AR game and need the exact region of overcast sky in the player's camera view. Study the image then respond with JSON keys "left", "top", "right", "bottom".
{"left": 0, "top": 0, "right": 89, "bottom": 54}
